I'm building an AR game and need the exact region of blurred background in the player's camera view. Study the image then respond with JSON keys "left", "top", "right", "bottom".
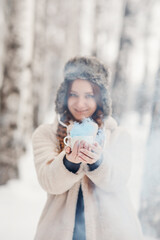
{"left": 0, "top": 0, "right": 160, "bottom": 239}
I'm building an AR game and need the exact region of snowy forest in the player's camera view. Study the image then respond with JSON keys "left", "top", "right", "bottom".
{"left": 0, "top": 0, "right": 160, "bottom": 239}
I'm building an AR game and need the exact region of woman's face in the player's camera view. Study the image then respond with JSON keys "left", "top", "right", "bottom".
{"left": 68, "top": 79, "right": 97, "bottom": 121}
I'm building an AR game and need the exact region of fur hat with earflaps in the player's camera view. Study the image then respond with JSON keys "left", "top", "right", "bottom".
{"left": 55, "top": 56, "right": 112, "bottom": 118}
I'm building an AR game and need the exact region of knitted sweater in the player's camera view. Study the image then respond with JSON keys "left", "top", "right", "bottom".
{"left": 32, "top": 116, "right": 144, "bottom": 240}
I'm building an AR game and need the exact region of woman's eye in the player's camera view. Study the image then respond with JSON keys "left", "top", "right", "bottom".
{"left": 69, "top": 93, "right": 78, "bottom": 97}
{"left": 86, "top": 94, "right": 94, "bottom": 99}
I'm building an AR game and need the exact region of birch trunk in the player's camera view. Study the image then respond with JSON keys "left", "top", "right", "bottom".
{"left": 95, "top": 0, "right": 124, "bottom": 63}
{"left": 79, "top": 0, "right": 96, "bottom": 56}
{"left": 139, "top": 63, "right": 160, "bottom": 238}
{"left": 32, "top": 0, "right": 47, "bottom": 127}
{"left": 0, "top": 0, "right": 35, "bottom": 185}
{"left": 111, "top": 0, "right": 139, "bottom": 121}
{"left": 0, "top": 0, "right": 6, "bottom": 90}
{"left": 139, "top": 1, "right": 160, "bottom": 235}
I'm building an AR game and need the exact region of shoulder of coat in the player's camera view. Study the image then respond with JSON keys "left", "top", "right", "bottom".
{"left": 104, "top": 116, "right": 118, "bottom": 131}
{"left": 32, "top": 116, "right": 59, "bottom": 140}
{"left": 104, "top": 116, "right": 131, "bottom": 145}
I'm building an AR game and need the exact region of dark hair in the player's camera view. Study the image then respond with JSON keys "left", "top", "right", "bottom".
{"left": 56, "top": 80, "right": 104, "bottom": 153}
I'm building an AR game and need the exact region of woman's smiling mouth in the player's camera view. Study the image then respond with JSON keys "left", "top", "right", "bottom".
{"left": 75, "top": 109, "right": 88, "bottom": 113}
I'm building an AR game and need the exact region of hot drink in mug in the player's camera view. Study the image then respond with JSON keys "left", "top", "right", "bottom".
{"left": 63, "top": 118, "right": 98, "bottom": 149}
{"left": 64, "top": 135, "right": 94, "bottom": 149}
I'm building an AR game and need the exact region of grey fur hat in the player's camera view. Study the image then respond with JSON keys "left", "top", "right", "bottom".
{"left": 55, "top": 56, "right": 112, "bottom": 117}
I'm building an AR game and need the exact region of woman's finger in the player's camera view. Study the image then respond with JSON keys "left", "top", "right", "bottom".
{"left": 78, "top": 152, "right": 95, "bottom": 164}
{"left": 79, "top": 148, "right": 95, "bottom": 159}
{"left": 91, "top": 142, "right": 102, "bottom": 154}
{"left": 65, "top": 146, "right": 71, "bottom": 154}
{"left": 77, "top": 156, "right": 87, "bottom": 163}
{"left": 79, "top": 140, "right": 83, "bottom": 149}
{"left": 72, "top": 140, "right": 80, "bottom": 156}
{"left": 79, "top": 140, "right": 86, "bottom": 149}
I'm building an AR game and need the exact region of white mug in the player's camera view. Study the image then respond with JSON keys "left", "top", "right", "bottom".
{"left": 64, "top": 135, "right": 94, "bottom": 149}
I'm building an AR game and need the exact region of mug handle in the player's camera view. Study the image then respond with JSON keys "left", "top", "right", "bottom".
{"left": 64, "top": 136, "right": 71, "bottom": 147}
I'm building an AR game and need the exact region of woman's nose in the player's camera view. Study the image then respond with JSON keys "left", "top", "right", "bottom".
{"left": 76, "top": 97, "right": 86, "bottom": 109}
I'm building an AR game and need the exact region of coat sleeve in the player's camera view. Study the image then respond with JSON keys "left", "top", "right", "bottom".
{"left": 32, "top": 124, "right": 84, "bottom": 195}
{"left": 84, "top": 128, "right": 132, "bottom": 192}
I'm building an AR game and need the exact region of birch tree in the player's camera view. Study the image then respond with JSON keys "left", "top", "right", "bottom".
{"left": 0, "top": 0, "right": 35, "bottom": 185}
{"left": 94, "top": 0, "right": 124, "bottom": 64}
{"left": 111, "top": 0, "right": 139, "bottom": 121}
{"left": 32, "top": 0, "right": 47, "bottom": 127}
{"left": 135, "top": 0, "right": 158, "bottom": 124}
{"left": 139, "top": 63, "right": 160, "bottom": 238}
{"left": 79, "top": 0, "right": 96, "bottom": 56}
{"left": 0, "top": 0, "right": 6, "bottom": 90}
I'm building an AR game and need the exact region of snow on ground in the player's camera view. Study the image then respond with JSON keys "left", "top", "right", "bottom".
{"left": 121, "top": 112, "right": 151, "bottom": 212}
{"left": 0, "top": 144, "right": 46, "bottom": 240}
{"left": 0, "top": 111, "right": 156, "bottom": 240}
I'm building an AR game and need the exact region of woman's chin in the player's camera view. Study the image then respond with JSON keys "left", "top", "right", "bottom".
{"left": 74, "top": 115, "right": 88, "bottom": 121}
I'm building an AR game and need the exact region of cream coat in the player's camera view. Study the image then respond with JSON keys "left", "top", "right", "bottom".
{"left": 32, "top": 116, "right": 144, "bottom": 240}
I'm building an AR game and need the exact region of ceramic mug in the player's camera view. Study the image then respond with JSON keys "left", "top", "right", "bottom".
{"left": 63, "top": 135, "right": 94, "bottom": 149}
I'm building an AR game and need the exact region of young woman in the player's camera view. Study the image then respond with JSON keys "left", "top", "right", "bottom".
{"left": 32, "top": 56, "right": 144, "bottom": 240}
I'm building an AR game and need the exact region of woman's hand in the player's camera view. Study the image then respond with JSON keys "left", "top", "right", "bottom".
{"left": 65, "top": 141, "right": 87, "bottom": 164}
{"left": 78, "top": 140, "right": 103, "bottom": 164}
